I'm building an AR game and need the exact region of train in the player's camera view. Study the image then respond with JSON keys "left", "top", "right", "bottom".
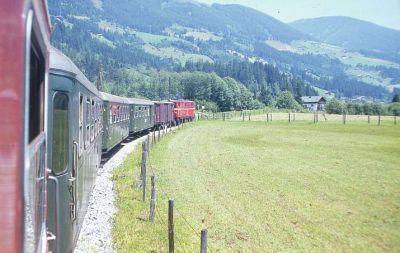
{"left": 0, "top": 1, "right": 195, "bottom": 252}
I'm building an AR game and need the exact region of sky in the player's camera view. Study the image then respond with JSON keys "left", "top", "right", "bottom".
{"left": 196, "top": 0, "right": 400, "bottom": 31}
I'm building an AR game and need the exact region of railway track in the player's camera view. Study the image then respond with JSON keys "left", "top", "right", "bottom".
{"left": 75, "top": 127, "right": 175, "bottom": 252}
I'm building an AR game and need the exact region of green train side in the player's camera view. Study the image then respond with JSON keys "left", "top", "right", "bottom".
{"left": 128, "top": 98, "right": 155, "bottom": 134}
{"left": 100, "top": 92, "right": 130, "bottom": 152}
{"left": 47, "top": 47, "right": 103, "bottom": 253}
{"left": 47, "top": 47, "right": 195, "bottom": 253}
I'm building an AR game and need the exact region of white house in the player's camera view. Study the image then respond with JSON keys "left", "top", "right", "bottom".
{"left": 301, "top": 96, "right": 326, "bottom": 111}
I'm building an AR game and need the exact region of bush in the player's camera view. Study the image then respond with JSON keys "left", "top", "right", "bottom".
{"left": 325, "top": 98, "right": 345, "bottom": 114}
{"left": 275, "top": 91, "right": 302, "bottom": 110}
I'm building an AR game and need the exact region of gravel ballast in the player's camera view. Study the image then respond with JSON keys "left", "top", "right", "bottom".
{"left": 75, "top": 134, "right": 149, "bottom": 253}
{"left": 75, "top": 126, "right": 175, "bottom": 253}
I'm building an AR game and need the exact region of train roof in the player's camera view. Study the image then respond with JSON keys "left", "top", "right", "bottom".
{"left": 127, "top": 98, "right": 154, "bottom": 106}
{"left": 100, "top": 92, "right": 130, "bottom": 104}
{"left": 170, "top": 100, "right": 195, "bottom": 103}
{"left": 154, "top": 101, "right": 174, "bottom": 105}
{"left": 49, "top": 47, "right": 99, "bottom": 95}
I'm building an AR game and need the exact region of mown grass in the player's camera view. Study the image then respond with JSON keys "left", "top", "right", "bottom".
{"left": 113, "top": 121, "right": 400, "bottom": 252}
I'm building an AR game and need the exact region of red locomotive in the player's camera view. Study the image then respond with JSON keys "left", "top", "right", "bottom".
{"left": 170, "top": 100, "right": 196, "bottom": 123}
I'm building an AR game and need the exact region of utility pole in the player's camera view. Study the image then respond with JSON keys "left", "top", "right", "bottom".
{"left": 96, "top": 63, "right": 104, "bottom": 92}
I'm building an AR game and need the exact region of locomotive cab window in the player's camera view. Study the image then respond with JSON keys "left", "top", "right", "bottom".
{"left": 28, "top": 31, "right": 45, "bottom": 143}
{"left": 52, "top": 93, "right": 69, "bottom": 175}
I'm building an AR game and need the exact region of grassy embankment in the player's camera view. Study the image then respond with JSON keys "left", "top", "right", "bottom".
{"left": 113, "top": 120, "right": 400, "bottom": 252}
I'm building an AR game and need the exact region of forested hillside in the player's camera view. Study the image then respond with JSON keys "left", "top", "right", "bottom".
{"left": 48, "top": 0, "right": 399, "bottom": 109}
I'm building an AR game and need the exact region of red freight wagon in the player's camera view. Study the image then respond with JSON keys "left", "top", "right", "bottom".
{"left": 154, "top": 101, "right": 174, "bottom": 126}
{"left": 170, "top": 100, "right": 196, "bottom": 123}
{"left": 0, "top": 0, "right": 51, "bottom": 253}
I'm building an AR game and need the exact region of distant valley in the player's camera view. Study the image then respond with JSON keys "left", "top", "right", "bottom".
{"left": 48, "top": 0, "right": 400, "bottom": 103}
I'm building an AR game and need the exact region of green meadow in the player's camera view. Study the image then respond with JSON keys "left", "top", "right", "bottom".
{"left": 113, "top": 121, "right": 400, "bottom": 252}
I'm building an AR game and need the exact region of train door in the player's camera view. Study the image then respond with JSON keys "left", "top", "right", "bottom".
{"left": 47, "top": 74, "right": 77, "bottom": 253}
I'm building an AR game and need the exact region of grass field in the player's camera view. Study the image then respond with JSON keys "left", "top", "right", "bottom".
{"left": 113, "top": 121, "right": 400, "bottom": 252}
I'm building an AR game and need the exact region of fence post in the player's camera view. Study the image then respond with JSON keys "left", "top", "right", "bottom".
{"left": 289, "top": 112, "right": 291, "bottom": 123}
{"left": 313, "top": 111, "right": 316, "bottom": 124}
{"left": 140, "top": 142, "right": 147, "bottom": 201}
{"left": 270, "top": 113, "right": 272, "bottom": 122}
{"left": 378, "top": 114, "right": 381, "bottom": 126}
{"left": 149, "top": 175, "right": 156, "bottom": 223}
{"left": 158, "top": 126, "right": 161, "bottom": 142}
{"left": 266, "top": 113, "right": 269, "bottom": 123}
{"left": 395, "top": 116, "right": 397, "bottom": 125}
{"left": 368, "top": 114, "right": 370, "bottom": 124}
{"left": 343, "top": 113, "right": 346, "bottom": 125}
{"left": 242, "top": 111, "right": 245, "bottom": 121}
{"left": 168, "top": 199, "right": 174, "bottom": 253}
{"left": 248, "top": 112, "right": 251, "bottom": 121}
{"left": 293, "top": 112, "right": 296, "bottom": 121}
{"left": 147, "top": 134, "right": 151, "bottom": 153}
{"left": 200, "top": 229, "right": 208, "bottom": 253}
{"left": 316, "top": 111, "right": 319, "bottom": 122}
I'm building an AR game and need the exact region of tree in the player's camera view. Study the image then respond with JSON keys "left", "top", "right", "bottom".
{"left": 275, "top": 91, "right": 301, "bottom": 110}
{"left": 325, "top": 98, "right": 345, "bottom": 114}
{"left": 259, "top": 84, "right": 274, "bottom": 106}
{"left": 393, "top": 94, "right": 400, "bottom": 103}
{"left": 388, "top": 103, "right": 400, "bottom": 116}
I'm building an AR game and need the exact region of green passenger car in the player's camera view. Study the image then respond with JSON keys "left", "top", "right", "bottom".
{"left": 47, "top": 47, "right": 103, "bottom": 253}
{"left": 128, "top": 98, "right": 155, "bottom": 134}
{"left": 101, "top": 92, "right": 130, "bottom": 152}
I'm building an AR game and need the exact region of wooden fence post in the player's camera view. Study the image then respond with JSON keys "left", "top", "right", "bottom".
{"left": 200, "top": 229, "right": 208, "bottom": 253}
{"left": 149, "top": 175, "right": 156, "bottom": 223}
{"left": 316, "top": 111, "right": 319, "bottom": 122}
{"left": 293, "top": 112, "right": 296, "bottom": 121}
{"left": 395, "top": 116, "right": 397, "bottom": 125}
{"left": 267, "top": 113, "right": 269, "bottom": 123}
{"left": 168, "top": 199, "right": 174, "bottom": 253}
{"left": 141, "top": 142, "right": 147, "bottom": 201}
{"left": 242, "top": 111, "right": 245, "bottom": 121}
{"left": 158, "top": 126, "right": 161, "bottom": 142}
{"left": 378, "top": 114, "right": 381, "bottom": 126}
{"left": 146, "top": 134, "right": 150, "bottom": 154}
{"left": 343, "top": 113, "right": 346, "bottom": 125}
{"left": 289, "top": 112, "right": 291, "bottom": 123}
{"left": 248, "top": 113, "right": 251, "bottom": 121}
{"left": 368, "top": 114, "right": 370, "bottom": 124}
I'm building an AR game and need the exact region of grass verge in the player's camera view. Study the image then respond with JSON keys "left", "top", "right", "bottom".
{"left": 113, "top": 121, "right": 400, "bottom": 252}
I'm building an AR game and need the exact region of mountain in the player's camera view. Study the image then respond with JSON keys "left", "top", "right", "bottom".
{"left": 97, "top": 0, "right": 309, "bottom": 43}
{"left": 290, "top": 16, "right": 400, "bottom": 63}
{"left": 48, "top": 0, "right": 398, "bottom": 102}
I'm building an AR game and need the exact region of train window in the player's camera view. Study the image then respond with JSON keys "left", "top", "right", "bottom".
{"left": 79, "top": 94, "right": 83, "bottom": 156}
{"left": 109, "top": 105, "right": 112, "bottom": 124}
{"left": 28, "top": 32, "right": 45, "bottom": 142}
{"left": 52, "top": 93, "right": 69, "bottom": 175}
{"left": 91, "top": 99, "right": 95, "bottom": 142}
{"left": 85, "top": 98, "right": 90, "bottom": 148}
{"left": 113, "top": 107, "right": 116, "bottom": 123}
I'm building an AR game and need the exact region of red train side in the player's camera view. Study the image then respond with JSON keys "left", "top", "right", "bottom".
{"left": 0, "top": 1, "right": 51, "bottom": 252}
{"left": 170, "top": 100, "right": 196, "bottom": 123}
{"left": 154, "top": 101, "right": 174, "bottom": 126}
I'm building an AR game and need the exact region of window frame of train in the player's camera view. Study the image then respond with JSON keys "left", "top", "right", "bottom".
{"left": 24, "top": 8, "right": 48, "bottom": 252}
{"left": 51, "top": 92, "right": 70, "bottom": 175}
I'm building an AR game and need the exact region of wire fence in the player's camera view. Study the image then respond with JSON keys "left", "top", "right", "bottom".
{"left": 136, "top": 126, "right": 214, "bottom": 253}
{"left": 198, "top": 110, "right": 398, "bottom": 125}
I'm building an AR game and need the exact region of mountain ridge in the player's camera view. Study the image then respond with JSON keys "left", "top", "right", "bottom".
{"left": 48, "top": 0, "right": 398, "bottom": 101}
{"left": 290, "top": 16, "right": 400, "bottom": 63}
